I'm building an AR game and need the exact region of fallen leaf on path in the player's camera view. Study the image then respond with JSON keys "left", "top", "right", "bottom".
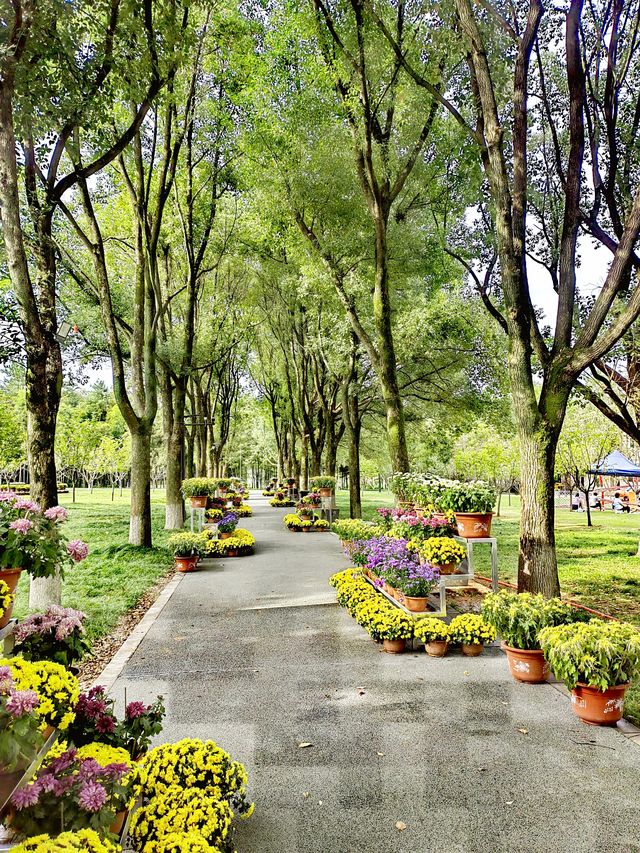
{"left": 506, "top": 801, "right": 514, "bottom": 806}
{"left": 173, "top": 636, "right": 186, "bottom": 641}
{"left": 358, "top": 689, "right": 366, "bottom": 696}
{"left": 302, "top": 792, "right": 310, "bottom": 799}
{"left": 377, "top": 751, "right": 385, "bottom": 757}
{"left": 517, "top": 728, "right": 529, "bottom": 735}
{"left": 395, "top": 821, "right": 407, "bottom": 832}
{"left": 297, "top": 742, "right": 313, "bottom": 749}
{"left": 416, "top": 676, "right": 424, "bottom": 681}
{"left": 463, "top": 670, "right": 470, "bottom": 676}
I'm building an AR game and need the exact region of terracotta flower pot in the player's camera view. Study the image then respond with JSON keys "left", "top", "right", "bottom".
{"left": 219, "top": 531, "right": 233, "bottom": 540}
{"left": 383, "top": 638, "right": 405, "bottom": 654}
{"left": 110, "top": 809, "right": 128, "bottom": 835}
{"left": 461, "top": 642, "right": 484, "bottom": 656}
{"left": 404, "top": 595, "right": 430, "bottom": 613}
{"left": 319, "top": 487, "right": 332, "bottom": 497}
{"left": 189, "top": 495, "right": 207, "bottom": 508}
{"left": 502, "top": 643, "right": 549, "bottom": 683}
{"left": 425, "top": 640, "right": 449, "bottom": 657}
{"left": 433, "top": 562, "right": 456, "bottom": 576}
{"left": 383, "top": 581, "right": 393, "bottom": 595}
{"left": 174, "top": 556, "right": 198, "bottom": 573}
{"left": 0, "top": 567, "right": 22, "bottom": 629}
{"left": 226, "top": 549, "right": 238, "bottom": 557}
{"left": 302, "top": 527, "right": 311, "bottom": 533}
{"left": 570, "top": 682, "right": 629, "bottom": 726}
{"left": 454, "top": 512, "right": 493, "bottom": 539}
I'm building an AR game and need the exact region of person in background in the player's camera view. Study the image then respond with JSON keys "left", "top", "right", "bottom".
{"left": 589, "top": 492, "right": 602, "bottom": 511}
{"left": 612, "top": 492, "right": 630, "bottom": 513}
{"left": 571, "top": 493, "right": 580, "bottom": 511}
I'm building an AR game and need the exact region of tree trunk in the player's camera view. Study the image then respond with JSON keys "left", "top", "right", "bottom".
{"left": 584, "top": 489, "right": 592, "bottom": 527}
{"left": 348, "top": 418, "right": 362, "bottom": 519}
{"left": 129, "top": 428, "right": 152, "bottom": 547}
{"left": 162, "top": 375, "right": 185, "bottom": 530}
{"left": 517, "top": 428, "right": 562, "bottom": 596}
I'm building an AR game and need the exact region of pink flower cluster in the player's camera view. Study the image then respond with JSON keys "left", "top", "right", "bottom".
{"left": 14, "top": 605, "right": 87, "bottom": 643}
{"left": 125, "top": 701, "right": 148, "bottom": 720}
{"left": 0, "top": 666, "right": 40, "bottom": 719}
{"left": 73, "top": 686, "right": 117, "bottom": 735}
{"left": 44, "top": 505, "right": 68, "bottom": 522}
{"left": 9, "top": 518, "right": 33, "bottom": 534}
{"left": 14, "top": 498, "right": 41, "bottom": 513}
{"left": 67, "top": 540, "right": 89, "bottom": 562}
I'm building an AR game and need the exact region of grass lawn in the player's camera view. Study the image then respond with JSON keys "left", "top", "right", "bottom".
{"left": 336, "top": 488, "right": 640, "bottom": 725}
{"left": 13, "top": 488, "right": 173, "bottom": 642}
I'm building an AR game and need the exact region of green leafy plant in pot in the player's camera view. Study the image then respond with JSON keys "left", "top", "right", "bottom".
{"left": 482, "top": 591, "right": 586, "bottom": 683}
{"left": 181, "top": 478, "right": 214, "bottom": 508}
{"left": 309, "top": 476, "right": 336, "bottom": 497}
{"left": 438, "top": 481, "right": 496, "bottom": 538}
{"left": 539, "top": 619, "right": 640, "bottom": 725}
{"left": 167, "top": 532, "right": 203, "bottom": 572}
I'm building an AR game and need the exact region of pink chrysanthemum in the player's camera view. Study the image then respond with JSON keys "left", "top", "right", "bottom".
{"left": 78, "top": 781, "right": 107, "bottom": 812}
{"left": 44, "top": 505, "right": 68, "bottom": 522}
{"left": 67, "top": 540, "right": 89, "bottom": 562}
{"left": 9, "top": 518, "right": 33, "bottom": 534}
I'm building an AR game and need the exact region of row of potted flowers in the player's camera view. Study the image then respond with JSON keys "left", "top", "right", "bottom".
{"left": 181, "top": 478, "right": 249, "bottom": 509}
{"left": 168, "top": 524, "right": 256, "bottom": 571}
{"left": 283, "top": 514, "right": 330, "bottom": 533}
{"left": 329, "top": 570, "right": 496, "bottom": 655}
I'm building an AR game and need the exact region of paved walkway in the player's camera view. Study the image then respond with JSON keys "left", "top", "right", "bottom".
{"left": 109, "top": 497, "right": 639, "bottom": 853}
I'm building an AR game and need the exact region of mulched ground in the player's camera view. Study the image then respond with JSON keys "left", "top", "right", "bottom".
{"left": 77, "top": 568, "right": 175, "bottom": 689}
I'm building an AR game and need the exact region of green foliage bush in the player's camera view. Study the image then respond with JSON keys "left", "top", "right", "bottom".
{"left": 482, "top": 590, "right": 587, "bottom": 650}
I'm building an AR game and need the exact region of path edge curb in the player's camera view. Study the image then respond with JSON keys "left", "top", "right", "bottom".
{"left": 92, "top": 572, "right": 184, "bottom": 692}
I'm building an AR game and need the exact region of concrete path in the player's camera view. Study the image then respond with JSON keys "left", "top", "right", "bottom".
{"left": 109, "top": 496, "right": 639, "bottom": 853}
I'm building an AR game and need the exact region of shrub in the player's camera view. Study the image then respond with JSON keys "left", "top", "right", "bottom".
{"left": 448, "top": 614, "right": 496, "bottom": 646}
{"left": 438, "top": 481, "right": 496, "bottom": 514}
{"left": 217, "top": 512, "right": 238, "bottom": 534}
{"left": 167, "top": 532, "right": 203, "bottom": 558}
{"left": 369, "top": 609, "right": 414, "bottom": 641}
{"left": 313, "top": 519, "right": 330, "bottom": 530}
{"left": 539, "top": 619, "right": 640, "bottom": 690}
{"left": 481, "top": 590, "right": 586, "bottom": 650}
{"left": 269, "top": 497, "right": 296, "bottom": 507}
{"left": 181, "top": 478, "right": 215, "bottom": 498}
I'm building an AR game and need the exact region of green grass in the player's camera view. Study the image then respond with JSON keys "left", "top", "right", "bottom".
{"left": 335, "top": 489, "right": 640, "bottom": 724}
{"left": 13, "top": 488, "right": 173, "bottom": 642}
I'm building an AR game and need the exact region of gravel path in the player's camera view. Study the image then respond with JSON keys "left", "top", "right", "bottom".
{"left": 108, "top": 495, "right": 640, "bottom": 853}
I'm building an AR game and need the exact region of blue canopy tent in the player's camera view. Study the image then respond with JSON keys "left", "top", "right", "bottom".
{"left": 588, "top": 450, "right": 640, "bottom": 477}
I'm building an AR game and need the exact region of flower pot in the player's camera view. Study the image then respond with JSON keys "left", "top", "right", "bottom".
{"left": 432, "top": 512, "right": 449, "bottom": 524}
{"left": 219, "top": 531, "right": 233, "bottom": 540}
{"left": 383, "top": 638, "right": 405, "bottom": 654}
{"left": 404, "top": 595, "right": 430, "bottom": 613}
{"left": 454, "top": 512, "right": 493, "bottom": 539}
{"left": 433, "top": 562, "right": 456, "bottom": 576}
{"left": 302, "top": 527, "right": 311, "bottom": 533}
{"left": 0, "top": 567, "right": 21, "bottom": 629}
{"left": 226, "top": 549, "right": 238, "bottom": 557}
{"left": 425, "top": 640, "right": 449, "bottom": 657}
{"left": 319, "top": 487, "right": 332, "bottom": 497}
{"left": 502, "top": 643, "right": 549, "bottom": 683}
{"left": 461, "top": 642, "right": 484, "bottom": 656}
{"left": 42, "top": 724, "right": 55, "bottom": 741}
{"left": 383, "top": 581, "right": 393, "bottom": 595}
{"left": 174, "top": 556, "right": 198, "bottom": 573}
{"left": 189, "top": 495, "right": 207, "bottom": 508}
{"left": 110, "top": 809, "right": 128, "bottom": 835}
{"left": 570, "top": 682, "right": 629, "bottom": 726}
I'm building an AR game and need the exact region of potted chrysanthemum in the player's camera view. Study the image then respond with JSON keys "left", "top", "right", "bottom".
{"left": 449, "top": 613, "right": 496, "bottom": 656}
{"left": 414, "top": 618, "right": 451, "bottom": 657}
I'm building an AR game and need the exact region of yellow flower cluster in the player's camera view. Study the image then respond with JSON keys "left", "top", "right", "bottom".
{"left": 143, "top": 831, "right": 221, "bottom": 853}
{"left": 269, "top": 497, "right": 295, "bottom": 507}
{"left": 129, "top": 786, "right": 232, "bottom": 851}
{"left": 0, "top": 578, "right": 14, "bottom": 617}
{"left": 76, "top": 743, "right": 133, "bottom": 772}
{"left": 1, "top": 657, "right": 79, "bottom": 731}
{"left": 414, "top": 618, "right": 450, "bottom": 643}
{"left": 421, "top": 537, "right": 466, "bottom": 566}
{"left": 12, "top": 829, "right": 120, "bottom": 852}
{"left": 283, "top": 514, "right": 301, "bottom": 529}
{"left": 234, "top": 505, "right": 252, "bottom": 518}
{"left": 449, "top": 613, "right": 496, "bottom": 645}
{"left": 330, "top": 570, "right": 413, "bottom": 641}
{"left": 134, "top": 739, "right": 251, "bottom": 812}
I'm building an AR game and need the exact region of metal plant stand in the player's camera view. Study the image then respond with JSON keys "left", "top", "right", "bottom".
{"left": 454, "top": 536, "right": 499, "bottom": 592}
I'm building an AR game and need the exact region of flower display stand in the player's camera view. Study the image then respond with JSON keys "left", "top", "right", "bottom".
{"left": 320, "top": 494, "right": 339, "bottom": 524}
{"left": 453, "top": 535, "right": 499, "bottom": 592}
{"left": 362, "top": 574, "right": 447, "bottom": 619}
{"left": 189, "top": 505, "right": 206, "bottom": 533}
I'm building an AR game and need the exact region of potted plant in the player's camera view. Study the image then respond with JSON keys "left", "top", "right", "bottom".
{"left": 299, "top": 518, "right": 313, "bottom": 532}
{"left": 284, "top": 513, "right": 302, "bottom": 532}
{"left": 313, "top": 518, "right": 330, "bottom": 532}
{"left": 65, "top": 685, "right": 119, "bottom": 747}
{"left": 14, "top": 606, "right": 91, "bottom": 669}
{"left": 0, "top": 495, "right": 88, "bottom": 619}
{"left": 309, "top": 476, "right": 336, "bottom": 497}
{"left": 449, "top": 613, "right": 496, "bottom": 656}
{"left": 9, "top": 746, "right": 132, "bottom": 838}
{"left": 438, "top": 481, "right": 497, "bottom": 538}
{"left": 118, "top": 696, "right": 165, "bottom": 759}
{"left": 539, "top": 620, "right": 640, "bottom": 725}
{"left": 12, "top": 830, "right": 120, "bottom": 853}
{"left": 421, "top": 537, "right": 467, "bottom": 575}
{"left": 181, "top": 478, "right": 211, "bottom": 509}
{"left": 297, "top": 502, "right": 313, "bottom": 519}
{"left": 216, "top": 478, "right": 232, "bottom": 494}
{"left": 0, "top": 665, "right": 44, "bottom": 802}
{"left": 396, "top": 563, "right": 440, "bottom": 612}
{"left": 217, "top": 512, "right": 238, "bottom": 539}
{"left": 167, "top": 532, "right": 203, "bottom": 572}
{"left": 414, "top": 618, "right": 451, "bottom": 656}
{"left": 374, "top": 610, "right": 414, "bottom": 654}
{"left": 482, "top": 591, "right": 584, "bottom": 683}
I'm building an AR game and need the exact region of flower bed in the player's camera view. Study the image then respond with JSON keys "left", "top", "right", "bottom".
{"left": 284, "top": 514, "right": 329, "bottom": 532}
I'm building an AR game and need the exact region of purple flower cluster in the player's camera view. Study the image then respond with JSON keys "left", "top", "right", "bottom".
{"left": 125, "top": 701, "right": 147, "bottom": 720}
{"left": 14, "top": 498, "right": 41, "bottom": 513}
{"left": 9, "top": 518, "right": 33, "bottom": 534}
{"left": 67, "top": 540, "right": 89, "bottom": 562}
{"left": 44, "top": 505, "right": 69, "bottom": 522}
{"left": 0, "top": 666, "right": 41, "bottom": 719}
{"left": 401, "top": 562, "right": 440, "bottom": 597}
{"left": 218, "top": 511, "right": 239, "bottom": 533}
{"left": 363, "top": 536, "right": 418, "bottom": 575}
{"left": 14, "top": 605, "right": 87, "bottom": 643}
{"left": 11, "top": 748, "right": 128, "bottom": 814}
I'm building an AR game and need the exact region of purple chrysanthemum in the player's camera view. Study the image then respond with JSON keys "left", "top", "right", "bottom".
{"left": 78, "top": 781, "right": 107, "bottom": 812}
{"left": 12, "top": 784, "right": 40, "bottom": 810}
{"left": 44, "top": 505, "right": 68, "bottom": 522}
{"left": 125, "top": 700, "right": 147, "bottom": 720}
{"left": 14, "top": 498, "right": 40, "bottom": 513}
{"left": 67, "top": 540, "right": 89, "bottom": 562}
{"left": 5, "top": 689, "right": 40, "bottom": 717}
